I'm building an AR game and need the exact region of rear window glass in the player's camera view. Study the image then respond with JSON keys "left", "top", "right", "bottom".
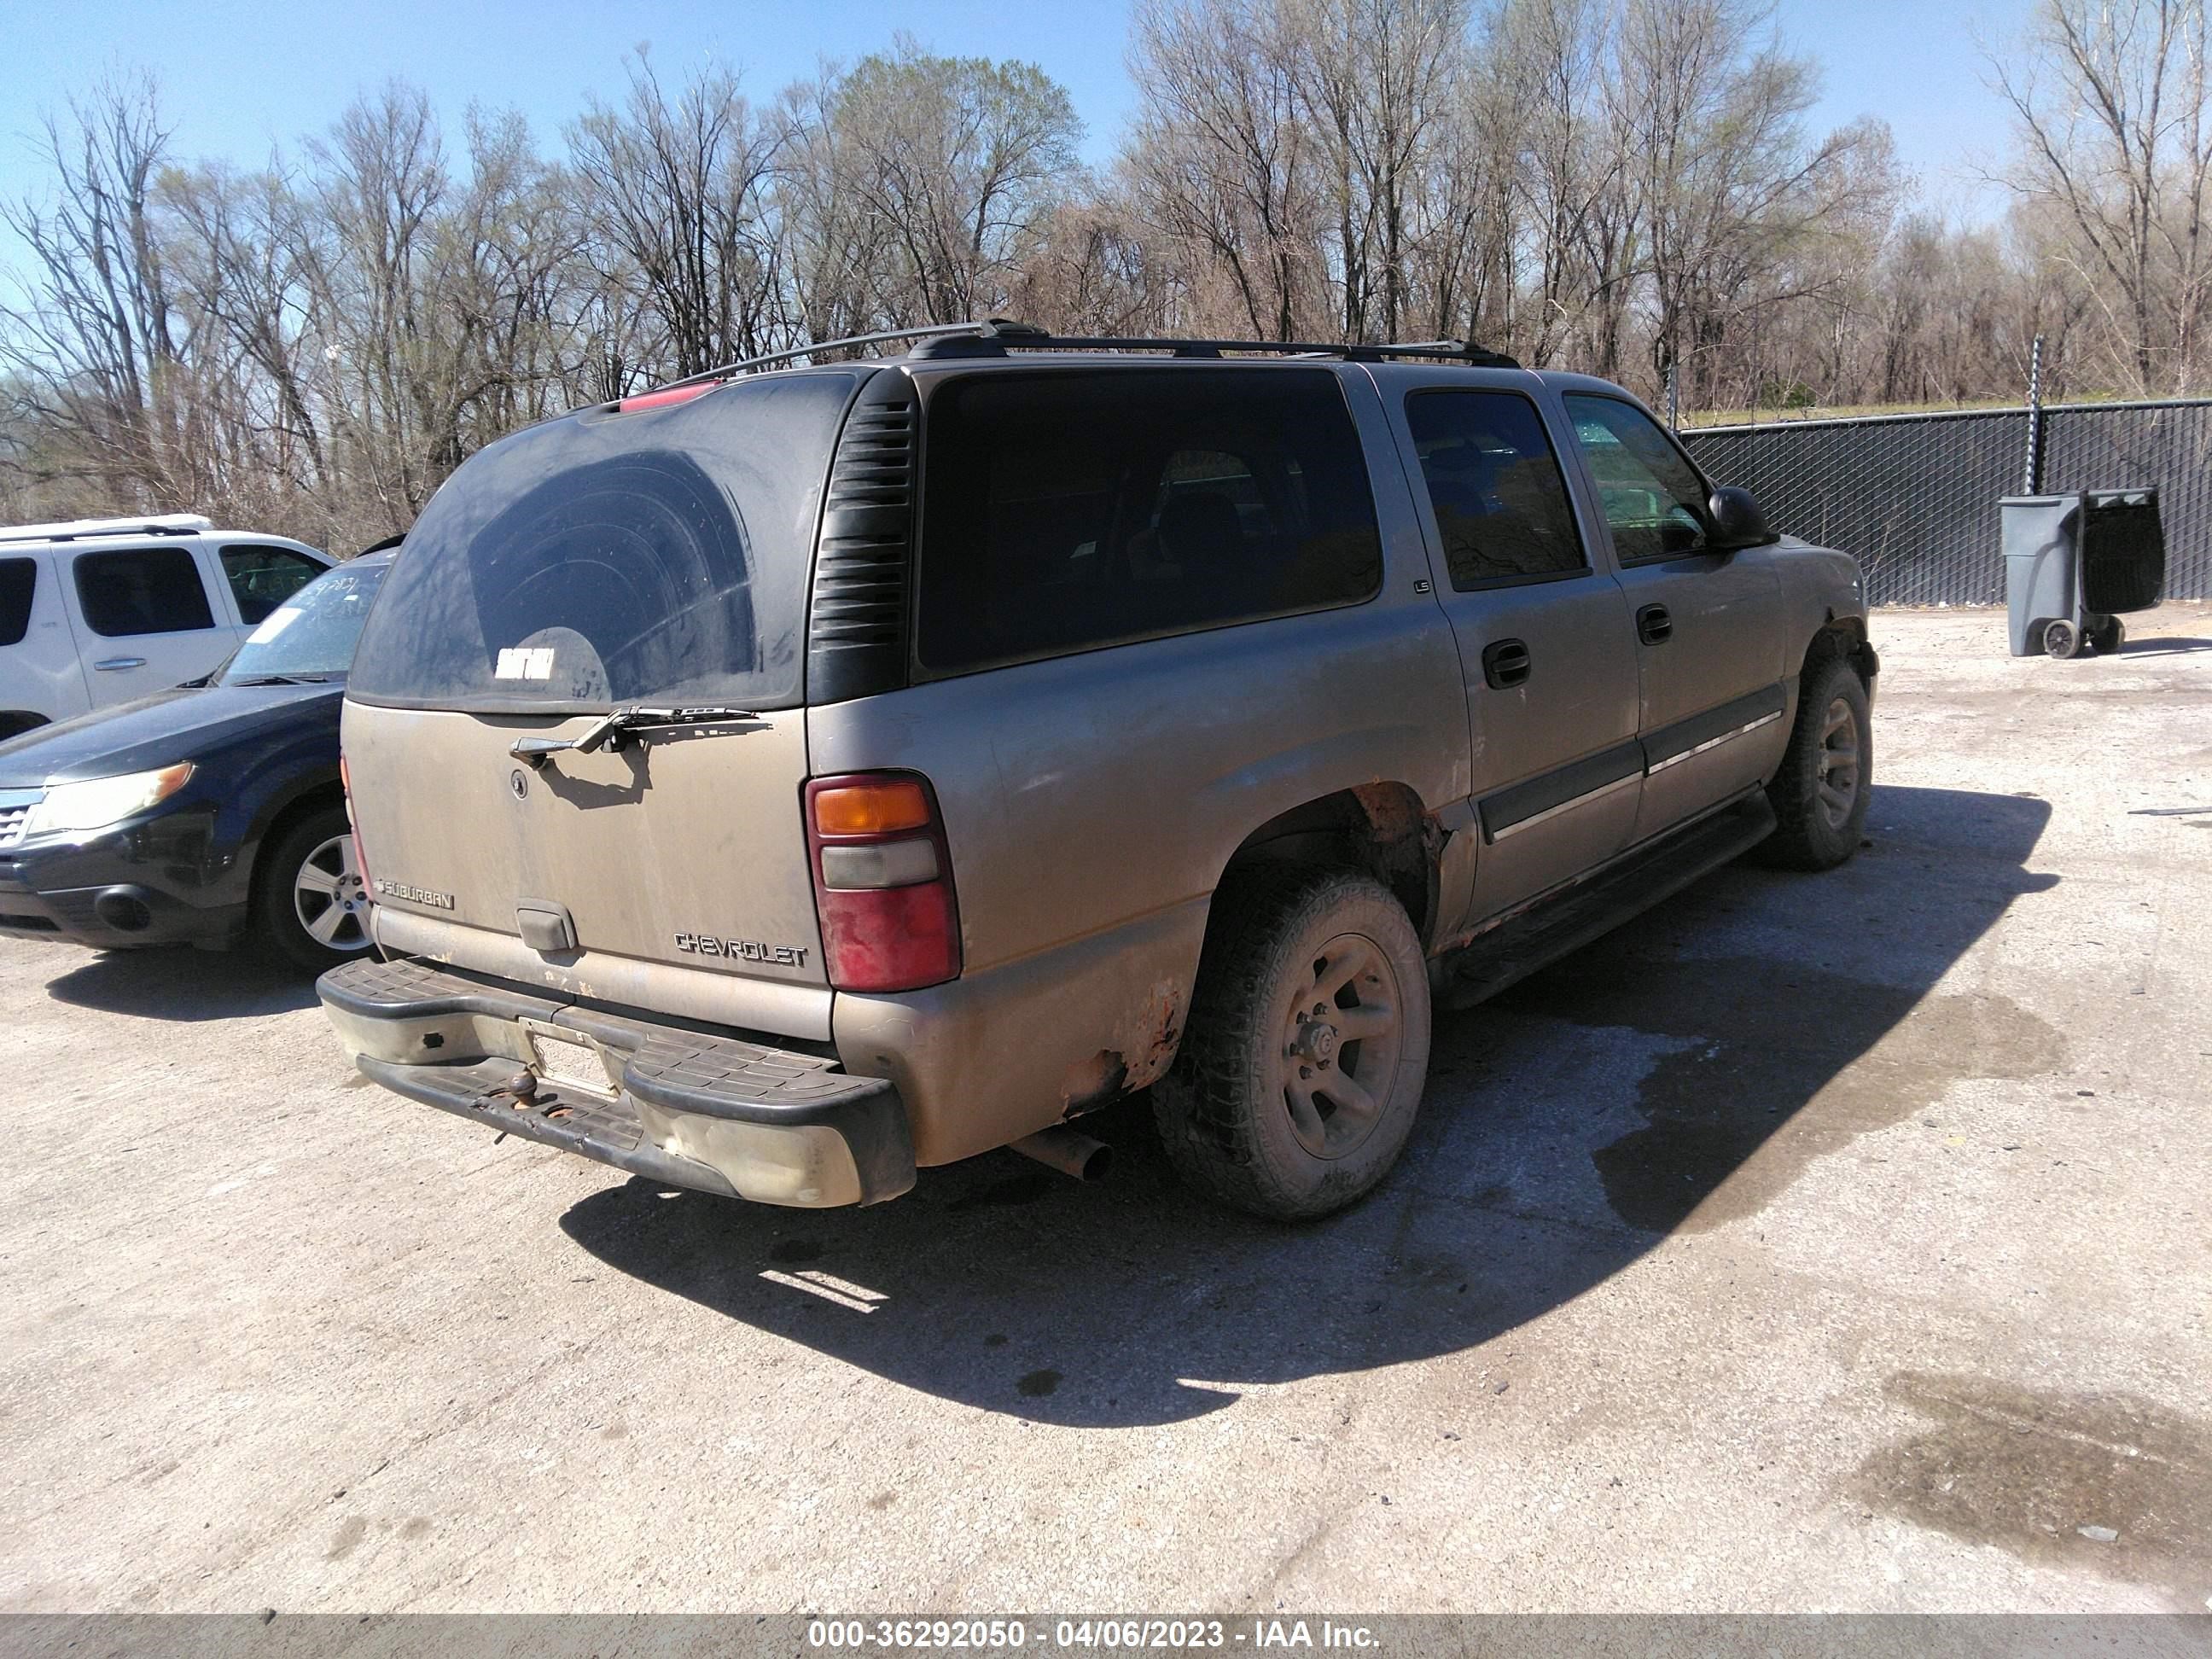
{"left": 916, "top": 367, "right": 1382, "bottom": 673}
{"left": 348, "top": 371, "right": 860, "bottom": 712}
{"left": 0, "top": 558, "right": 33, "bottom": 647}
{"left": 73, "top": 545, "right": 217, "bottom": 637}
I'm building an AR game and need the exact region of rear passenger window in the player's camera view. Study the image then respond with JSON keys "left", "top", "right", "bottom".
{"left": 73, "top": 546, "right": 216, "bottom": 637}
{"left": 1405, "top": 392, "right": 1586, "bottom": 587}
{"left": 917, "top": 368, "right": 1382, "bottom": 672}
{"left": 0, "top": 558, "right": 34, "bottom": 647}
{"left": 220, "top": 544, "right": 325, "bottom": 623}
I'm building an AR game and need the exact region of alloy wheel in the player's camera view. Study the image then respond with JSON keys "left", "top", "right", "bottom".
{"left": 1816, "top": 695, "right": 1860, "bottom": 830}
{"left": 1277, "top": 931, "right": 1405, "bottom": 1161}
{"left": 293, "top": 832, "right": 371, "bottom": 952}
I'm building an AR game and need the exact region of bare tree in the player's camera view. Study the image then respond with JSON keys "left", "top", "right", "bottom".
{"left": 0, "top": 73, "right": 193, "bottom": 510}
{"left": 1286, "top": 0, "right": 1473, "bottom": 341}
{"left": 1993, "top": 0, "right": 2212, "bottom": 392}
{"left": 815, "top": 39, "right": 1082, "bottom": 327}
{"left": 1126, "top": 0, "right": 1327, "bottom": 339}
{"left": 569, "top": 56, "right": 790, "bottom": 381}
{"left": 4, "top": 15, "right": 2175, "bottom": 541}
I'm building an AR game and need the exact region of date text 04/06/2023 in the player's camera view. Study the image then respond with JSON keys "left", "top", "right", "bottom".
{"left": 805, "top": 1621, "right": 1380, "bottom": 1650}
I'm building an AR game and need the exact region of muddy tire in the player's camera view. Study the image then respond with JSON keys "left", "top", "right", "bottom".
{"left": 1153, "top": 868, "right": 1431, "bottom": 1220}
{"left": 253, "top": 806, "right": 374, "bottom": 971}
{"left": 1759, "top": 655, "right": 1871, "bottom": 872}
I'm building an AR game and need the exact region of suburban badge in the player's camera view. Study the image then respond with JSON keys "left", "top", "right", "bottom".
{"left": 372, "top": 878, "right": 456, "bottom": 910}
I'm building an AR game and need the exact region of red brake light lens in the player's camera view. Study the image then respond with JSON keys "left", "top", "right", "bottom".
{"left": 804, "top": 771, "right": 960, "bottom": 992}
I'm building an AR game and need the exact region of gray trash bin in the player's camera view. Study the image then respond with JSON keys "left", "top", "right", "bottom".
{"left": 2000, "top": 489, "right": 2166, "bottom": 658}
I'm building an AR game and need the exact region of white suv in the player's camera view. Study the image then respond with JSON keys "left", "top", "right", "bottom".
{"left": 0, "top": 515, "right": 332, "bottom": 740}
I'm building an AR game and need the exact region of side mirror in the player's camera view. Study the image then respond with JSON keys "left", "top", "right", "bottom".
{"left": 1708, "top": 485, "right": 1778, "bottom": 551}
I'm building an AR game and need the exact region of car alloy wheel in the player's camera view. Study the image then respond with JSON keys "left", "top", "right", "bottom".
{"left": 293, "top": 831, "right": 371, "bottom": 953}
{"left": 1276, "top": 930, "right": 1406, "bottom": 1161}
{"left": 1816, "top": 695, "right": 1861, "bottom": 830}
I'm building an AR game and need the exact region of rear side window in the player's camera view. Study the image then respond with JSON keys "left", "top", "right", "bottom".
{"left": 73, "top": 546, "right": 217, "bottom": 637}
{"left": 0, "top": 558, "right": 34, "bottom": 647}
{"left": 220, "top": 544, "right": 326, "bottom": 623}
{"left": 1405, "top": 391, "right": 1586, "bottom": 588}
{"left": 349, "top": 371, "right": 859, "bottom": 712}
{"left": 916, "top": 368, "right": 1382, "bottom": 672}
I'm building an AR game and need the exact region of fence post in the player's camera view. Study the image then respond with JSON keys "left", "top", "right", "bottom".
{"left": 2024, "top": 333, "right": 2046, "bottom": 493}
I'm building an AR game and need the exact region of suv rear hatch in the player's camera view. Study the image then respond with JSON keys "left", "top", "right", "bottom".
{"left": 343, "top": 369, "right": 865, "bottom": 1039}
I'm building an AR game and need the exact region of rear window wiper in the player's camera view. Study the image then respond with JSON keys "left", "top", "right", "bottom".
{"left": 509, "top": 705, "right": 765, "bottom": 765}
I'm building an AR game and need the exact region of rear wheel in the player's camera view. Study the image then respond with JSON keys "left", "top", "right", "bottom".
{"left": 253, "top": 806, "right": 373, "bottom": 971}
{"left": 1154, "top": 869, "right": 1431, "bottom": 1220}
{"left": 2088, "top": 614, "right": 2125, "bottom": 655}
{"left": 2044, "top": 618, "right": 2083, "bottom": 659}
{"left": 1760, "top": 655, "right": 1871, "bottom": 871}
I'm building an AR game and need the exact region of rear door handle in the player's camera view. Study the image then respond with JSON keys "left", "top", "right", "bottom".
{"left": 1481, "top": 637, "right": 1532, "bottom": 689}
{"left": 94, "top": 657, "right": 147, "bottom": 672}
{"left": 1636, "top": 604, "right": 1672, "bottom": 645}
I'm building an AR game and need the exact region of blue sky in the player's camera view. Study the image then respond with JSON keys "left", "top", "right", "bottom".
{"left": 0, "top": 0, "right": 2031, "bottom": 264}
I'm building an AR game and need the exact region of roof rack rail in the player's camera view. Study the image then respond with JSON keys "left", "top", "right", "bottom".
{"left": 643, "top": 318, "right": 1518, "bottom": 395}
{"left": 657, "top": 323, "right": 998, "bottom": 391}
{"left": 0, "top": 512, "right": 212, "bottom": 545}
{"left": 911, "top": 328, "right": 1522, "bottom": 370}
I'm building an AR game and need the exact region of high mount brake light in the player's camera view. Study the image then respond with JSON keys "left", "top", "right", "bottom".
{"left": 612, "top": 381, "right": 723, "bottom": 415}
{"left": 804, "top": 772, "right": 960, "bottom": 992}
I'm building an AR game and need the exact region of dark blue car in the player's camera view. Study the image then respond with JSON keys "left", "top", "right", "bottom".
{"left": 0, "top": 549, "right": 393, "bottom": 969}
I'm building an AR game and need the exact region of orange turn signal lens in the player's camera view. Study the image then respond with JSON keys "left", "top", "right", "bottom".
{"left": 812, "top": 780, "right": 932, "bottom": 836}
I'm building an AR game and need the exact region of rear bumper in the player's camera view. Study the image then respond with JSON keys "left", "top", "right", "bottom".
{"left": 317, "top": 956, "right": 916, "bottom": 1208}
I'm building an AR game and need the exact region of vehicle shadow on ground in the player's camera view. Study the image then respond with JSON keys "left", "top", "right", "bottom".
{"left": 561, "top": 784, "right": 2056, "bottom": 1428}
{"left": 44, "top": 946, "right": 318, "bottom": 1021}
{"left": 2116, "top": 634, "right": 2212, "bottom": 657}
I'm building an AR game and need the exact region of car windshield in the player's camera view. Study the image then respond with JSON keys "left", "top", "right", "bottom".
{"left": 218, "top": 560, "right": 389, "bottom": 684}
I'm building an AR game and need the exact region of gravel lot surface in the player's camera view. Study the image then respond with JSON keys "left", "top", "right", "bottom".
{"left": 2, "top": 604, "right": 2208, "bottom": 1615}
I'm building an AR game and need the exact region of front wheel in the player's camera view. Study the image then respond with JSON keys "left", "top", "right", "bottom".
{"left": 253, "top": 806, "right": 374, "bottom": 970}
{"left": 1760, "top": 655, "right": 1871, "bottom": 871}
{"left": 1154, "top": 869, "right": 1431, "bottom": 1220}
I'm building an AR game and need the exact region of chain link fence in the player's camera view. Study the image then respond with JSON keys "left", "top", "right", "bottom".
{"left": 1680, "top": 399, "right": 2212, "bottom": 604}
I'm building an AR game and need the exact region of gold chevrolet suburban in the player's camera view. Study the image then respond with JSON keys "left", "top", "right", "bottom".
{"left": 319, "top": 321, "right": 1876, "bottom": 1220}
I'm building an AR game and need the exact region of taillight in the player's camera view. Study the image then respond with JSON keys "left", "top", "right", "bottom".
{"left": 339, "top": 754, "right": 371, "bottom": 888}
{"left": 804, "top": 771, "right": 960, "bottom": 992}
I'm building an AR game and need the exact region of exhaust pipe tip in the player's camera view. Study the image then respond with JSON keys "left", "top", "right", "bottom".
{"left": 1010, "top": 1124, "right": 1113, "bottom": 1183}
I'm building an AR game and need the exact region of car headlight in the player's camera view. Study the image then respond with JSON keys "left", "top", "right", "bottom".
{"left": 25, "top": 763, "right": 196, "bottom": 835}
